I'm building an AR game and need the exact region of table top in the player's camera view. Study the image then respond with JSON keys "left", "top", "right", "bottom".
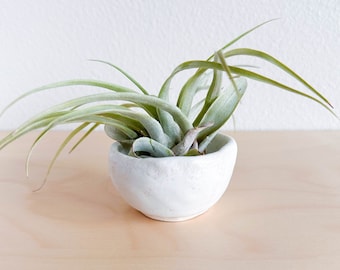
{"left": 0, "top": 131, "right": 339, "bottom": 269}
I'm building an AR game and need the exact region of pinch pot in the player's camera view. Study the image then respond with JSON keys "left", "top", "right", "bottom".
{"left": 109, "top": 133, "right": 237, "bottom": 222}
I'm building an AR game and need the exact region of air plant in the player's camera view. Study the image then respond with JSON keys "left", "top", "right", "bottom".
{"left": 0, "top": 21, "right": 335, "bottom": 186}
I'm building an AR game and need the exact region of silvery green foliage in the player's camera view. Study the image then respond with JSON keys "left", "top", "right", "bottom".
{"left": 0, "top": 20, "right": 334, "bottom": 188}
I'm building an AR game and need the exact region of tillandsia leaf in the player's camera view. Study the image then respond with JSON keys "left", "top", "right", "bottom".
{"left": 160, "top": 59, "right": 333, "bottom": 115}
{"left": 205, "top": 54, "right": 223, "bottom": 103}
{"left": 2, "top": 91, "right": 193, "bottom": 143}
{"left": 26, "top": 114, "right": 141, "bottom": 190}
{"left": 86, "top": 114, "right": 166, "bottom": 146}
{"left": 104, "top": 124, "right": 136, "bottom": 142}
{"left": 68, "top": 115, "right": 139, "bottom": 139}
{"left": 197, "top": 78, "right": 247, "bottom": 142}
{"left": 228, "top": 66, "right": 336, "bottom": 115}
{"left": 120, "top": 102, "right": 158, "bottom": 119}
{"left": 26, "top": 122, "right": 89, "bottom": 177}
{"left": 36, "top": 105, "right": 159, "bottom": 142}
{"left": 0, "top": 112, "right": 69, "bottom": 150}
{"left": 160, "top": 59, "right": 229, "bottom": 124}
{"left": 160, "top": 34, "right": 244, "bottom": 109}
{"left": 159, "top": 61, "right": 214, "bottom": 101}
{"left": 171, "top": 123, "right": 214, "bottom": 156}
{"left": 18, "top": 94, "right": 131, "bottom": 125}
{"left": 223, "top": 48, "right": 333, "bottom": 107}
{"left": 1, "top": 108, "right": 140, "bottom": 153}
{"left": 157, "top": 65, "right": 207, "bottom": 142}
{"left": 216, "top": 50, "right": 241, "bottom": 98}
{"left": 0, "top": 105, "right": 126, "bottom": 151}
{"left": 176, "top": 70, "right": 211, "bottom": 116}
{"left": 109, "top": 111, "right": 169, "bottom": 146}
{"left": 0, "top": 80, "right": 137, "bottom": 118}
{"left": 207, "top": 18, "right": 279, "bottom": 61}
{"left": 193, "top": 54, "right": 223, "bottom": 126}
{"left": 175, "top": 23, "right": 268, "bottom": 117}
{"left": 101, "top": 113, "right": 147, "bottom": 136}
{"left": 130, "top": 137, "right": 175, "bottom": 158}
{"left": 0, "top": 97, "right": 189, "bottom": 155}
{"left": 188, "top": 98, "right": 206, "bottom": 122}
{"left": 105, "top": 92, "right": 193, "bottom": 133}
{"left": 31, "top": 123, "right": 92, "bottom": 191}
{"left": 1, "top": 107, "right": 134, "bottom": 154}
{"left": 157, "top": 67, "right": 205, "bottom": 144}
{"left": 69, "top": 122, "right": 100, "bottom": 153}
{"left": 157, "top": 110, "right": 183, "bottom": 147}
{"left": 25, "top": 113, "right": 140, "bottom": 179}
{"left": 160, "top": 60, "right": 239, "bottom": 102}
{"left": 198, "top": 131, "right": 218, "bottom": 153}
{"left": 55, "top": 92, "right": 193, "bottom": 134}
{"left": 184, "top": 148, "right": 202, "bottom": 156}
{"left": 89, "top": 59, "right": 149, "bottom": 95}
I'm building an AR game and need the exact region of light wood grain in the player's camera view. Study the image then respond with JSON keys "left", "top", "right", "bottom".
{"left": 0, "top": 131, "right": 339, "bottom": 269}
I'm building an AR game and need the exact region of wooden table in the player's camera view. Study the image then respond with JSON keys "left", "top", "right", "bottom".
{"left": 0, "top": 131, "right": 339, "bottom": 269}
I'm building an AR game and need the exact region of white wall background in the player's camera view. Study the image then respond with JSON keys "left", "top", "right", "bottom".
{"left": 0, "top": 0, "right": 339, "bottom": 130}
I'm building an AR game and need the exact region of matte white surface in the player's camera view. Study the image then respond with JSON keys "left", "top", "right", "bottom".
{"left": 1, "top": 0, "right": 339, "bottom": 130}
{"left": 109, "top": 134, "right": 237, "bottom": 221}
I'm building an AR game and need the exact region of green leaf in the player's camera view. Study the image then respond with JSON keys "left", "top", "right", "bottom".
{"left": 89, "top": 59, "right": 149, "bottom": 95}
{"left": 0, "top": 92, "right": 194, "bottom": 154}
{"left": 157, "top": 68, "right": 206, "bottom": 144}
{"left": 223, "top": 48, "right": 333, "bottom": 107}
{"left": 101, "top": 113, "right": 147, "bottom": 136}
{"left": 207, "top": 18, "right": 279, "bottom": 60}
{"left": 198, "top": 131, "right": 218, "bottom": 153}
{"left": 69, "top": 123, "right": 100, "bottom": 153}
{"left": 176, "top": 70, "right": 210, "bottom": 116}
{"left": 205, "top": 54, "right": 223, "bottom": 103}
{"left": 193, "top": 55, "right": 222, "bottom": 126}
{"left": 104, "top": 124, "right": 136, "bottom": 142}
{"left": 188, "top": 98, "right": 205, "bottom": 122}
{"left": 39, "top": 105, "right": 166, "bottom": 145}
{"left": 31, "top": 123, "right": 91, "bottom": 191}
{"left": 157, "top": 110, "right": 182, "bottom": 147}
{"left": 228, "top": 66, "right": 336, "bottom": 115}
{"left": 131, "top": 137, "right": 174, "bottom": 158}
{"left": 159, "top": 18, "right": 277, "bottom": 101}
{"left": 160, "top": 59, "right": 333, "bottom": 116}
{"left": 184, "top": 148, "right": 202, "bottom": 156}
{"left": 159, "top": 61, "right": 214, "bottom": 100}
{"left": 197, "top": 77, "right": 247, "bottom": 141}
{"left": 68, "top": 115, "right": 139, "bottom": 139}
{"left": 0, "top": 79, "right": 137, "bottom": 118}
{"left": 171, "top": 123, "right": 213, "bottom": 156}
{"left": 216, "top": 50, "right": 241, "bottom": 98}
{"left": 0, "top": 112, "right": 68, "bottom": 150}
{"left": 157, "top": 69, "right": 209, "bottom": 146}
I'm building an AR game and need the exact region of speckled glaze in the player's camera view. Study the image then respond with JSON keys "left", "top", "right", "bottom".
{"left": 109, "top": 133, "right": 237, "bottom": 222}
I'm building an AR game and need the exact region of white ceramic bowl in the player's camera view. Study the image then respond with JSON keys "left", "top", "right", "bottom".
{"left": 109, "top": 133, "right": 237, "bottom": 222}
